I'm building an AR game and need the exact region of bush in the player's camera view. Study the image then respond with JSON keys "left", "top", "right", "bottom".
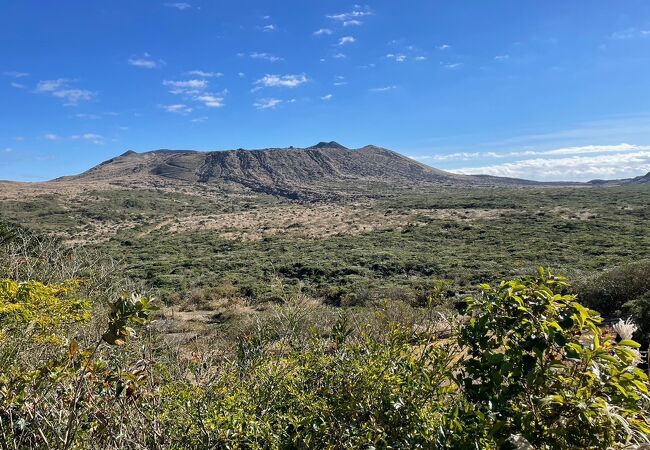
{"left": 156, "top": 322, "right": 456, "bottom": 448}
{"left": 0, "top": 279, "right": 153, "bottom": 449}
{"left": 576, "top": 260, "right": 650, "bottom": 318}
{"left": 455, "top": 268, "right": 650, "bottom": 449}
{"left": 1, "top": 269, "right": 648, "bottom": 449}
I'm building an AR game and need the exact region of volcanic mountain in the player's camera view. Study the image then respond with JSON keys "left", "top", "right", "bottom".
{"left": 56, "top": 142, "right": 540, "bottom": 199}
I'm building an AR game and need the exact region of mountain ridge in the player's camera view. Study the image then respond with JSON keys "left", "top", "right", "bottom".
{"left": 54, "top": 143, "right": 549, "bottom": 199}
{"left": 33, "top": 142, "right": 650, "bottom": 199}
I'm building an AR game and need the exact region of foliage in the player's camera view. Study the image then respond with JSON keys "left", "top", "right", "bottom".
{"left": 0, "top": 279, "right": 153, "bottom": 449}
{"left": 576, "top": 260, "right": 650, "bottom": 318}
{"left": 3, "top": 185, "right": 650, "bottom": 306}
{"left": 456, "top": 268, "right": 650, "bottom": 449}
{"left": 1, "top": 269, "right": 649, "bottom": 448}
{"left": 156, "top": 323, "right": 456, "bottom": 448}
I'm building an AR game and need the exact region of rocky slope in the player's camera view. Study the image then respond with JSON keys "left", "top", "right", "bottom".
{"left": 55, "top": 142, "right": 541, "bottom": 199}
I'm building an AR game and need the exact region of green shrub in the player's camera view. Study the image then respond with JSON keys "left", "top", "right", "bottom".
{"left": 456, "top": 268, "right": 650, "bottom": 449}
{"left": 576, "top": 260, "right": 650, "bottom": 317}
{"left": 156, "top": 323, "right": 456, "bottom": 449}
{"left": 0, "top": 279, "right": 153, "bottom": 449}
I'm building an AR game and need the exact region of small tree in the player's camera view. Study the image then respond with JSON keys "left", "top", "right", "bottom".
{"left": 456, "top": 268, "right": 650, "bottom": 449}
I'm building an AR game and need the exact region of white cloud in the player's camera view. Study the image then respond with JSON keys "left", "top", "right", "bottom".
{"left": 338, "top": 36, "right": 356, "bottom": 46}
{"left": 327, "top": 6, "right": 373, "bottom": 24}
{"left": 321, "top": 94, "right": 333, "bottom": 100}
{"left": 44, "top": 133, "right": 59, "bottom": 141}
{"left": 450, "top": 150, "right": 650, "bottom": 181}
{"left": 370, "top": 85, "right": 397, "bottom": 92}
{"left": 611, "top": 28, "right": 650, "bottom": 40}
{"left": 254, "top": 98, "right": 282, "bottom": 110}
{"left": 255, "top": 74, "right": 308, "bottom": 88}
{"left": 75, "top": 113, "right": 100, "bottom": 119}
{"left": 263, "top": 24, "right": 276, "bottom": 32}
{"left": 161, "top": 104, "right": 193, "bottom": 114}
{"left": 438, "top": 44, "right": 451, "bottom": 50}
{"left": 494, "top": 54, "right": 510, "bottom": 61}
{"left": 128, "top": 53, "right": 164, "bottom": 69}
{"left": 249, "top": 52, "right": 283, "bottom": 62}
{"left": 187, "top": 70, "right": 223, "bottom": 77}
{"left": 35, "top": 79, "right": 95, "bottom": 105}
{"left": 442, "top": 62, "right": 461, "bottom": 69}
{"left": 195, "top": 94, "right": 224, "bottom": 108}
{"left": 415, "top": 56, "right": 427, "bottom": 61}
{"left": 4, "top": 71, "right": 29, "bottom": 78}
{"left": 10, "top": 82, "right": 25, "bottom": 89}
{"left": 333, "top": 53, "right": 347, "bottom": 59}
{"left": 71, "top": 133, "right": 104, "bottom": 144}
{"left": 386, "top": 53, "right": 407, "bottom": 62}
{"left": 163, "top": 79, "right": 226, "bottom": 108}
{"left": 163, "top": 79, "right": 209, "bottom": 94}
{"left": 165, "top": 2, "right": 191, "bottom": 10}
{"left": 313, "top": 28, "right": 333, "bottom": 36}
{"left": 414, "top": 144, "right": 648, "bottom": 163}
{"left": 190, "top": 116, "right": 208, "bottom": 123}
{"left": 344, "top": 20, "right": 362, "bottom": 26}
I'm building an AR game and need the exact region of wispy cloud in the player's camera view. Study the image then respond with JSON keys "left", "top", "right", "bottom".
{"left": 254, "top": 98, "right": 282, "bottom": 110}
{"left": 494, "top": 54, "right": 510, "bottom": 61}
{"left": 386, "top": 53, "right": 407, "bottom": 62}
{"left": 4, "top": 71, "right": 30, "bottom": 78}
{"left": 35, "top": 79, "right": 95, "bottom": 105}
{"left": 163, "top": 79, "right": 209, "bottom": 95}
{"left": 327, "top": 6, "right": 373, "bottom": 25}
{"left": 313, "top": 28, "right": 333, "bottom": 36}
{"left": 44, "top": 133, "right": 59, "bottom": 141}
{"left": 10, "top": 82, "right": 25, "bottom": 89}
{"left": 249, "top": 52, "right": 283, "bottom": 62}
{"left": 75, "top": 113, "right": 100, "bottom": 119}
{"left": 128, "top": 53, "right": 164, "bottom": 69}
{"left": 450, "top": 149, "right": 650, "bottom": 181}
{"left": 333, "top": 53, "right": 347, "bottom": 59}
{"left": 370, "top": 85, "right": 397, "bottom": 92}
{"left": 321, "top": 94, "right": 333, "bottom": 100}
{"left": 71, "top": 133, "right": 104, "bottom": 144}
{"left": 442, "top": 62, "right": 461, "bottom": 69}
{"left": 195, "top": 94, "right": 224, "bottom": 108}
{"left": 187, "top": 70, "right": 223, "bottom": 77}
{"left": 413, "top": 144, "right": 647, "bottom": 162}
{"left": 438, "top": 44, "right": 451, "bottom": 50}
{"left": 165, "top": 2, "right": 191, "bottom": 10}
{"left": 163, "top": 78, "right": 226, "bottom": 108}
{"left": 161, "top": 104, "right": 193, "bottom": 114}
{"left": 262, "top": 24, "right": 276, "bottom": 32}
{"left": 611, "top": 28, "right": 650, "bottom": 40}
{"left": 338, "top": 36, "right": 356, "bottom": 46}
{"left": 255, "top": 74, "right": 308, "bottom": 88}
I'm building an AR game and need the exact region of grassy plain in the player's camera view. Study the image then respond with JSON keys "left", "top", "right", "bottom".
{"left": 1, "top": 183, "right": 648, "bottom": 307}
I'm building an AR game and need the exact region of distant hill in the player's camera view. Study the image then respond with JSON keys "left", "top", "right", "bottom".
{"left": 588, "top": 171, "right": 650, "bottom": 186}
{"left": 55, "top": 142, "right": 543, "bottom": 199}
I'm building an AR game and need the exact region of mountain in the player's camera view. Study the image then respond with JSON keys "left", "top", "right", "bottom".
{"left": 588, "top": 171, "right": 650, "bottom": 186}
{"left": 56, "top": 142, "right": 541, "bottom": 199}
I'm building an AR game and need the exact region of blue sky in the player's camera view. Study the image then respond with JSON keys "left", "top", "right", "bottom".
{"left": 2, "top": 1, "right": 650, "bottom": 182}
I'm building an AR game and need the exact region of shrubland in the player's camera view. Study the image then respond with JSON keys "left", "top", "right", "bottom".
{"left": 1, "top": 228, "right": 649, "bottom": 449}
{"left": 2, "top": 185, "right": 650, "bottom": 447}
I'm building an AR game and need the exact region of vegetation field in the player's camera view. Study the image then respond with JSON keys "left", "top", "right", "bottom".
{"left": 2, "top": 183, "right": 650, "bottom": 448}
{"left": 2, "top": 184, "right": 649, "bottom": 305}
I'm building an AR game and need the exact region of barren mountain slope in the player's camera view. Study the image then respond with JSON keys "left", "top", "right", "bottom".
{"left": 55, "top": 142, "right": 541, "bottom": 199}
